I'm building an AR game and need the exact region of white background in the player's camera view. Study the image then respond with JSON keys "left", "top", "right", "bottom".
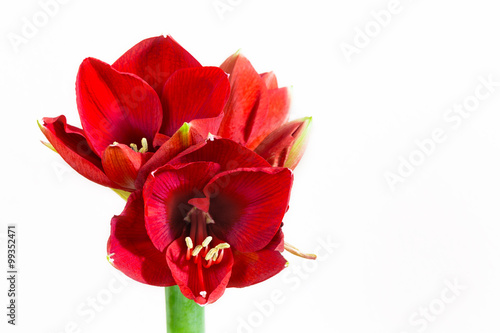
{"left": 1, "top": 0, "right": 500, "bottom": 332}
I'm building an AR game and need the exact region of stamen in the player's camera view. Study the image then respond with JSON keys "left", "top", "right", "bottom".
{"left": 284, "top": 242, "right": 317, "bottom": 260}
{"left": 185, "top": 237, "right": 194, "bottom": 249}
{"left": 130, "top": 143, "right": 138, "bottom": 152}
{"left": 201, "top": 236, "right": 213, "bottom": 248}
{"left": 205, "top": 248, "right": 218, "bottom": 261}
{"left": 215, "top": 243, "right": 230, "bottom": 250}
{"left": 203, "top": 259, "right": 213, "bottom": 269}
{"left": 214, "top": 250, "right": 224, "bottom": 264}
{"left": 200, "top": 291, "right": 207, "bottom": 298}
{"left": 138, "top": 138, "right": 148, "bottom": 153}
{"left": 192, "top": 245, "right": 203, "bottom": 257}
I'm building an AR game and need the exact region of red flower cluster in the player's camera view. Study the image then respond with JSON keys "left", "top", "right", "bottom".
{"left": 40, "top": 36, "right": 312, "bottom": 304}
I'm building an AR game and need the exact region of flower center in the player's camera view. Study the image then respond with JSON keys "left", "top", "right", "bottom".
{"left": 183, "top": 207, "right": 230, "bottom": 299}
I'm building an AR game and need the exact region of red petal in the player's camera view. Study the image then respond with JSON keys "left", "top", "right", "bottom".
{"left": 267, "top": 229, "right": 285, "bottom": 252}
{"left": 169, "top": 138, "right": 270, "bottom": 172}
{"left": 160, "top": 67, "right": 230, "bottom": 136}
{"left": 228, "top": 247, "right": 287, "bottom": 288}
{"left": 260, "top": 71, "right": 278, "bottom": 89}
{"left": 143, "top": 162, "right": 221, "bottom": 252}
{"left": 254, "top": 117, "right": 312, "bottom": 170}
{"left": 218, "top": 53, "right": 270, "bottom": 147}
{"left": 107, "top": 191, "right": 175, "bottom": 286}
{"left": 205, "top": 168, "right": 293, "bottom": 252}
{"left": 188, "top": 197, "right": 210, "bottom": 213}
{"left": 188, "top": 112, "right": 225, "bottom": 139}
{"left": 39, "top": 116, "right": 118, "bottom": 189}
{"left": 102, "top": 144, "right": 152, "bottom": 191}
{"left": 76, "top": 57, "right": 162, "bottom": 156}
{"left": 112, "top": 35, "right": 201, "bottom": 96}
{"left": 135, "top": 123, "right": 205, "bottom": 189}
{"left": 166, "top": 236, "right": 233, "bottom": 305}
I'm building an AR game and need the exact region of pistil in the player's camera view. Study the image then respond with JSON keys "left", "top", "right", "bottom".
{"left": 183, "top": 207, "right": 231, "bottom": 297}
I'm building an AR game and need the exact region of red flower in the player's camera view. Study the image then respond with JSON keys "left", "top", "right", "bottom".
{"left": 39, "top": 36, "right": 230, "bottom": 191}
{"left": 107, "top": 138, "right": 293, "bottom": 304}
{"left": 217, "top": 52, "right": 311, "bottom": 169}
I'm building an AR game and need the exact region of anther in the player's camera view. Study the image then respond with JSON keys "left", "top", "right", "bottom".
{"left": 138, "top": 138, "right": 148, "bottom": 153}
{"left": 185, "top": 237, "right": 193, "bottom": 249}
{"left": 205, "top": 248, "right": 218, "bottom": 261}
{"left": 192, "top": 245, "right": 203, "bottom": 257}
{"left": 201, "top": 236, "right": 213, "bottom": 248}
{"left": 215, "top": 243, "right": 230, "bottom": 250}
{"left": 130, "top": 143, "right": 138, "bottom": 152}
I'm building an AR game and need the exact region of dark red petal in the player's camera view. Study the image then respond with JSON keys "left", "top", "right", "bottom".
{"left": 112, "top": 35, "right": 201, "bottom": 96}
{"left": 160, "top": 67, "right": 230, "bottom": 136}
{"left": 76, "top": 57, "right": 162, "bottom": 156}
{"left": 218, "top": 53, "right": 270, "bottom": 147}
{"left": 166, "top": 236, "right": 233, "bottom": 305}
{"left": 135, "top": 123, "right": 205, "bottom": 189}
{"left": 205, "top": 168, "right": 293, "bottom": 253}
{"left": 228, "top": 248, "right": 287, "bottom": 288}
{"left": 254, "top": 117, "right": 312, "bottom": 170}
{"left": 143, "top": 162, "right": 221, "bottom": 252}
{"left": 102, "top": 144, "right": 153, "bottom": 191}
{"left": 246, "top": 86, "right": 291, "bottom": 149}
{"left": 39, "top": 116, "right": 119, "bottom": 189}
{"left": 107, "top": 191, "right": 175, "bottom": 286}
{"left": 169, "top": 138, "right": 270, "bottom": 172}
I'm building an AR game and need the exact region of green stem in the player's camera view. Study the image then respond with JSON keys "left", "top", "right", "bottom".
{"left": 165, "top": 285, "right": 205, "bottom": 333}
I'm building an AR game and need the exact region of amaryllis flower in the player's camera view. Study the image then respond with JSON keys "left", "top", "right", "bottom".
{"left": 217, "top": 52, "right": 311, "bottom": 169}
{"left": 39, "top": 35, "right": 230, "bottom": 192}
{"left": 107, "top": 138, "right": 293, "bottom": 304}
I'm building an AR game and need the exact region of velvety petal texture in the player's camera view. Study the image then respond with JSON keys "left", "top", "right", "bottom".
{"left": 108, "top": 191, "right": 176, "bottom": 286}
{"left": 160, "top": 67, "right": 230, "bottom": 136}
{"left": 206, "top": 167, "right": 293, "bottom": 252}
{"left": 39, "top": 116, "right": 119, "bottom": 189}
{"left": 112, "top": 35, "right": 201, "bottom": 96}
{"left": 169, "top": 138, "right": 270, "bottom": 172}
{"left": 76, "top": 57, "right": 163, "bottom": 156}
{"left": 102, "top": 144, "right": 153, "bottom": 191}
{"left": 254, "top": 117, "right": 312, "bottom": 170}
{"left": 218, "top": 52, "right": 291, "bottom": 149}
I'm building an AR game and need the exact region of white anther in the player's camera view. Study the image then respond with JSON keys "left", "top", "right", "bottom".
{"left": 192, "top": 245, "right": 203, "bottom": 256}
{"left": 205, "top": 248, "right": 218, "bottom": 261}
{"left": 130, "top": 143, "right": 138, "bottom": 152}
{"left": 139, "top": 138, "right": 148, "bottom": 153}
{"left": 201, "top": 236, "right": 213, "bottom": 248}
{"left": 185, "top": 237, "right": 193, "bottom": 249}
{"left": 215, "top": 243, "right": 230, "bottom": 250}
